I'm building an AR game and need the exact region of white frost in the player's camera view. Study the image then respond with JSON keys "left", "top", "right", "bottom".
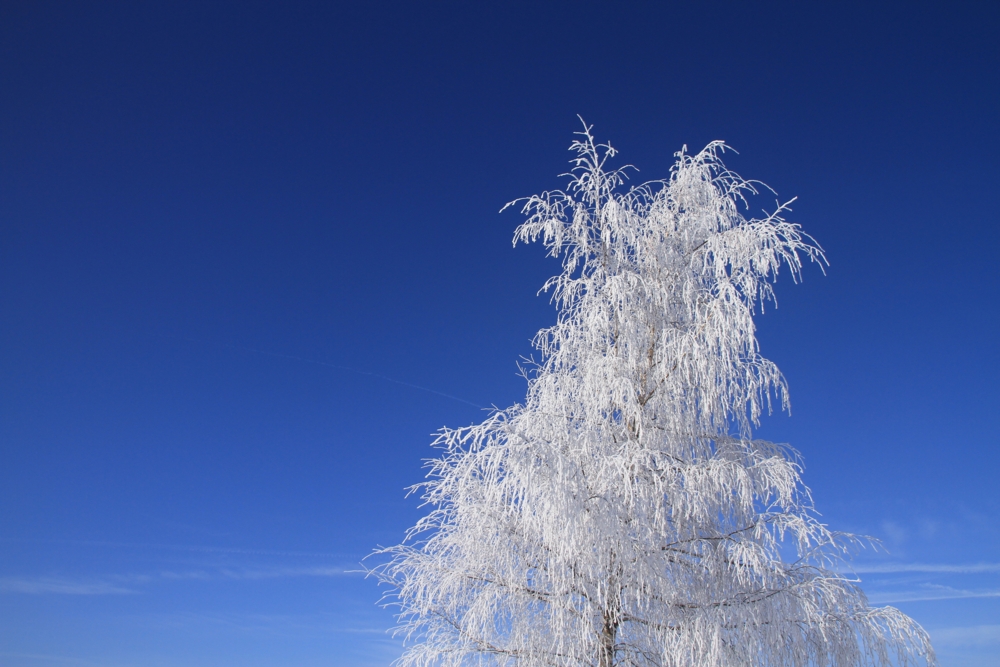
{"left": 372, "top": 122, "right": 936, "bottom": 667}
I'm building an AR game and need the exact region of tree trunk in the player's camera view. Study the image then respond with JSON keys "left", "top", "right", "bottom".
{"left": 598, "top": 607, "right": 617, "bottom": 667}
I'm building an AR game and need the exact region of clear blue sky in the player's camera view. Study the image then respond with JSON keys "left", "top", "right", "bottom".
{"left": 1, "top": 2, "right": 997, "bottom": 665}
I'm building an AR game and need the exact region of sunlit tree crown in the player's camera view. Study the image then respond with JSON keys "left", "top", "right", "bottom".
{"left": 374, "top": 122, "right": 936, "bottom": 667}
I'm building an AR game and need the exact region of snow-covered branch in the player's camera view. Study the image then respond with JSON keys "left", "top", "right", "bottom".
{"left": 370, "top": 122, "right": 934, "bottom": 667}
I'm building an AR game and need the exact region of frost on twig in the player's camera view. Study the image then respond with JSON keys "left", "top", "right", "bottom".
{"left": 370, "top": 121, "right": 935, "bottom": 667}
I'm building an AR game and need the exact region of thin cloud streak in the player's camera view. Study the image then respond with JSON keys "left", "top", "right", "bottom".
{"left": 0, "top": 577, "right": 135, "bottom": 595}
{"left": 0, "top": 536, "right": 347, "bottom": 558}
{"left": 162, "top": 333, "right": 485, "bottom": 409}
{"left": 0, "top": 565, "right": 355, "bottom": 595}
{"left": 868, "top": 586, "right": 1000, "bottom": 604}
{"left": 137, "top": 610, "right": 398, "bottom": 640}
{"left": 931, "top": 624, "right": 1000, "bottom": 648}
{"left": 0, "top": 652, "right": 116, "bottom": 666}
{"left": 160, "top": 565, "right": 354, "bottom": 581}
{"left": 230, "top": 343, "right": 485, "bottom": 409}
{"left": 852, "top": 562, "right": 1000, "bottom": 574}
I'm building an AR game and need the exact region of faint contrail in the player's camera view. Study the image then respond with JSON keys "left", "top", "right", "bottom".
{"left": 850, "top": 562, "right": 1000, "bottom": 574}
{"left": 163, "top": 334, "right": 484, "bottom": 409}
{"left": 0, "top": 536, "right": 345, "bottom": 558}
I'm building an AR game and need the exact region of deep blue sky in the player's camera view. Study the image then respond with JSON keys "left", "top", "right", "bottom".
{"left": 1, "top": 2, "right": 997, "bottom": 665}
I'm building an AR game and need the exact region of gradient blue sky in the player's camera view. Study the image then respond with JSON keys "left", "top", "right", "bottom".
{"left": 1, "top": 2, "right": 998, "bottom": 665}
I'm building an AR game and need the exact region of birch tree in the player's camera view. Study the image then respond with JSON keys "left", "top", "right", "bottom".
{"left": 373, "top": 122, "right": 935, "bottom": 667}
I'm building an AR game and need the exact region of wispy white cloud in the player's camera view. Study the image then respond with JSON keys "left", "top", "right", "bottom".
{"left": 220, "top": 565, "right": 353, "bottom": 579}
{"left": 0, "top": 652, "right": 119, "bottom": 666}
{"left": 0, "top": 565, "right": 356, "bottom": 595}
{"left": 931, "top": 624, "right": 1000, "bottom": 648}
{"left": 0, "top": 536, "right": 348, "bottom": 559}
{"left": 138, "top": 610, "right": 395, "bottom": 638}
{"left": 867, "top": 583, "right": 1000, "bottom": 604}
{"left": 157, "top": 569, "right": 214, "bottom": 581}
{"left": 0, "top": 576, "right": 135, "bottom": 595}
{"left": 851, "top": 562, "right": 1000, "bottom": 574}
{"left": 158, "top": 565, "right": 354, "bottom": 581}
{"left": 879, "top": 520, "right": 909, "bottom": 545}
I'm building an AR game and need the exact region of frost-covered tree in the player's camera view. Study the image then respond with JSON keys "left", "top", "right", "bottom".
{"left": 373, "top": 122, "right": 935, "bottom": 667}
